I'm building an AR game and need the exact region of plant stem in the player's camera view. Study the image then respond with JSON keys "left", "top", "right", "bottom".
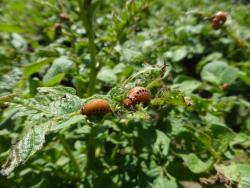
{"left": 225, "top": 27, "right": 250, "bottom": 59}
{"left": 85, "top": 126, "right": 96, "bottom": 172}
{"left": 86, "top": 19, "right": 97, "bottom": 96}
{"left": 78, "top": 0, "right": 97, "bottom": 96}
{"left": 59, "top": 134, "right": 82, "bottom": 178}
{"left": 0, "top": 93, "right": 19, "bottom": 103}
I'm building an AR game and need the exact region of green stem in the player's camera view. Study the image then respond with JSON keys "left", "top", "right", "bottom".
{"left": 34, "top": 0, "right": 59, "bottom": 11}
{"left": 111, "top": 144, "right": 119, "bottom": 160}
{"left": 59, "top": 134, "right": 82, "bottom": 178}
{"left": 78, "top": 0, "right": 97, "bottom": 96}
{"left": 225, "top": 27, "right": 250, "bottom": 59}
{"left": 85, "top": 126, "right": 96, "bottom": 172}
{"left": 0, "top": 93, "right": 19, "bottom": 103}
{"left": 86, "top": 20, "right": 97, "bottom": 96}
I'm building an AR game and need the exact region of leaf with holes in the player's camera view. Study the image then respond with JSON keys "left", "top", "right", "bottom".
{"left": 0, "top": 86, "right": 85, "bottom": 175}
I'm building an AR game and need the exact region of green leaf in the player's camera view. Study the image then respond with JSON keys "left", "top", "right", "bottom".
{"left": 203, "top": 113, "right": 226, "bottom": 127}
{"left": 0, "top": 23, "right": 26, "bottom": 33}
{"left": 151, "top": 90, "right": 187, "bottom": 107}
{"left": 217, "top": 163, "right": 250, "bottom": 188}
{"left": 45, "top": 73, "right": 65, "bottom": 86}
{"left": 120, "top": 47, "right": 143, "bottom": 62}
{"left": 43, "top": 57, "right": 74, "bottom": 86}
{"left": 209, "top": 124, "right": 234, "bottom": 153}
{"left": 0, "top": 68, "right": 22, "bottom": 96}
{"left": 11, "top": 33, "right": 27, "bottom": 49}
{"left": 201, "top": 61, "right": 240, "bottom": 86}
{"left": 230, "top": 133, "right": 250, "bottom": 149}
{"left": 37, "top": 86, "right": 77, "bottom": 95}
{"left": 172, "top": 80, "right": 201, "bottom": 95}
{"left": 239, "top": 71, "right": 250, "bottom": 86}
{"left": 179, "top": 153, "right": 213, "bottom": 173}
{"left": 51, "top": 115, "right": 86, "bottom": 132}
{"left": 0, "top": 124, "right": 48, "bottom": 176}
{"left": 97, "top": 66, "right": 117, "bottom": 84}
{"left": 151, "top": 177, "right": 178, "bottom": 188}
{"left": 172, "top": 47, "right": 188, "bottom": 62}
{"left": 36, "top": 49, "right": 59, "bottom": 57}
{"left": 0, "top": 87, "right": 84, "bottom": 175}
{"left": 23, "top": 58, "right": 52, "bottom": 77}
{"left": 153, "top": 130, "right": 170, "bottom": 156}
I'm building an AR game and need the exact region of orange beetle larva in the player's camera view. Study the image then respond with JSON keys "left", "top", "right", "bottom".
{"left": 211, "top": 11, "right": 227, "bottom": 30}
{"left": 80, "top": 99, "right": 112, "bottom": 116}
{"left": 59, "top": 13, "right": 70, "bottom": 22}
{"left": 123, "top": 86, "right": 151, "bottom": 108}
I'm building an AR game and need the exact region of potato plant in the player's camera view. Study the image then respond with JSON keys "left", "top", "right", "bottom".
{"left": 0, "top": 0, "right": 250, "bottom": 187}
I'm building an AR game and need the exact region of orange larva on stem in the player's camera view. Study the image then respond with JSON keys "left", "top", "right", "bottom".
{"left": 123, "top": 86, "right": 151, "bottom": 108}
{"left": 80, "top": 99, "right": 112, "bottom": 116}
{"left": 211, "top": 11, "right": 227, "bottom": 30}
{"left": 59, "top": 13, "right": 70, "bottom": 22}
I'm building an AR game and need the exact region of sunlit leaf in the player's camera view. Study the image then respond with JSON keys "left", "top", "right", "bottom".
{"left": 201, "top": 61, "right": 240, "bottom": 86}
{"left": 179, "top": 153, "right": 213, "bottom": 173}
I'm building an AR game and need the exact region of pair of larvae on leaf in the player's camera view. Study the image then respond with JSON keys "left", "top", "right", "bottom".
{"left": 80, "top": 86, "right": 151, "bottom": 116}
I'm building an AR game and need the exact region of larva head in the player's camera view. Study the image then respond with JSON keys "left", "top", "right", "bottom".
{"left": 123, "top": 98, "right": 134, "bottom": 108}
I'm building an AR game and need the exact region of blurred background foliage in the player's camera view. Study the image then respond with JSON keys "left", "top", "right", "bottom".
{"left": 0, "top": 0, "right": 250, "bottom": 187}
